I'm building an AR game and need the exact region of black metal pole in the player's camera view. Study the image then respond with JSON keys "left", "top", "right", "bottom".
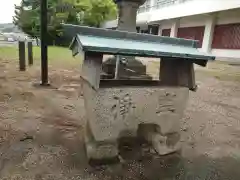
{"left": 18, "top": 41, "right": 26, "bottom": 71}
{"left": 28, "top": 41, "right": 33, "bottom": 66}
{"left": 40, "top": 0, "right": 49, "bottom": 85}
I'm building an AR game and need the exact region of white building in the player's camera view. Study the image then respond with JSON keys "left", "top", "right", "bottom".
{"left": 102, "top": 0, "right": 240, "bottom": 61}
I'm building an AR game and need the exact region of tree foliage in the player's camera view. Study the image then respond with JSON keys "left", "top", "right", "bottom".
{"left": 13, "top": 0, "right": 117, "bottom": 42}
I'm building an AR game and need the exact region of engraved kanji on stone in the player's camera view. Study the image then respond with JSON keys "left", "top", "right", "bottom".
{"left": 156, "top": 91, "right": 176, "bottom": 115}
{"left": 111, "top": 93, "right": 134, "bottom": 120}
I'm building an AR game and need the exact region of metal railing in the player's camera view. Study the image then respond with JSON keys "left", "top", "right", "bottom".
{"left": 137, "top": 0, "right": 192, "bottom": 13}
{"left": 153, "top": 0, "right": 177, "bottom": 9}
{"left": 137, "top": 0, "right": 151, "bottom": 13}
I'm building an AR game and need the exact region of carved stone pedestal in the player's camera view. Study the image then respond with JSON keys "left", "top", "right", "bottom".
{"left": 82, "top": 78, "right": 189, "bottom": 162}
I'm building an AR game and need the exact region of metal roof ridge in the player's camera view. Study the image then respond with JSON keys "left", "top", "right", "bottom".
{"left": 63, "top": 24, "right": 198, "bottom": 48}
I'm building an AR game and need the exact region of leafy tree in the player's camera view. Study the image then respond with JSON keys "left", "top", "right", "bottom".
{"left": 13, "top": 0, "right": 41, "bottom": 39}
{"left": 13, "top": 0, "right": 117, "bottom": 44}
{"left": 83, "top": 0, "right": 117, "bottom": 27}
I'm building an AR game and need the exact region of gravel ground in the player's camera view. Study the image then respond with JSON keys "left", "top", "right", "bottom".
{"left": 0, "top": 58, "right": 240, "bottom": 180}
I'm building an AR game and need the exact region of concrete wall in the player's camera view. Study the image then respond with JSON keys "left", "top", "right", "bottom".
{"left": 211, "top": 49, "right": 240, "bottom": 60}
{"left": 102, "top": 0, "right": 240, "bottom": 29}
{"left": 159, "top": 8, "right": 240, "bottom": 28}
{"left": 149, "top": 0, "right": 240, "bottom": 23}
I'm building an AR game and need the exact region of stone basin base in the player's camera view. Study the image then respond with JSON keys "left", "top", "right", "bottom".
{"left": 82, "top": 80, "right": 189, "bottom": 162}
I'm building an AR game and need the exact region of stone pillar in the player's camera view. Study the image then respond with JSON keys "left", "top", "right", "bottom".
{"left": 202, "top": 13, "right": 216, "bottom": 53}
{"left": 158, "top": 24, "right": 162, "bottom": 36}
{"left": 150, "top": 0, "right": 155, "bottom": 11}
{"left": 117, "top": 1, "right": 141, "bottom": 32}
{"left": 148, "top": 25, "right": 152, "bottom": 34}
{"left": 170, "top": 19, "right": 180, "bottom": 37}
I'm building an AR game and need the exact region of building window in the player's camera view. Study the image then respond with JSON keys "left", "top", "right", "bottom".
{"left": 136, "top": 27, "right": 140, "bottom": 33}
{"left": 161, "top": 26, "right": 204, "bottom": 48}
{"left": 153, "top": 0, "right": 191, "bottom": 10}
{"left": 148, "top": 25, "right": 159, "bottom": 35}
{"left": 141, "top": 29, "right": 149, "bottom": 34}
{"left": 212, "top": 23, "right": 240, "bottom": 49}
{"left": 138, "top": 0, "right": 151, "bottom": 13}
{"left": 177, "top": 26, "right": 205, "bottom": 48}
{"left": 162, "top": 29, "right": 171, "bottom": 36}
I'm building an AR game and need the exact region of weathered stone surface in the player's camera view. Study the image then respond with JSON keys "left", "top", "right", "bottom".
{"left": 82, "top": 81, "right": 189, "bottom": 149}
{"left": 84, "top": 120, "right": 119, "bottom": 162}
{"left": 138, "top": 124, "right": 181, "bottom": 155}
{"left": 116, "top": 0, "right": 144, "bottom": 32}
{"left": 85, "top": 142, "right": 119, "bottom": 161}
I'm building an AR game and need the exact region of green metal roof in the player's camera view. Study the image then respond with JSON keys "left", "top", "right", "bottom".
{"left": 66, "top": 24, "right": 215, "bottom": 65}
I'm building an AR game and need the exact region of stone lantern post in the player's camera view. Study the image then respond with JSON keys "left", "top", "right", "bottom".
{"left": 115, "top": 0, "right": 146, "bottom": 32}
{"left": 102, "top": 0, "right": 150, "bottom": 79}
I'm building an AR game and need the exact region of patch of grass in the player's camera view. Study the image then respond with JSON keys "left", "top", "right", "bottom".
{"left": 0, "top": 46, "right": 19, "bottom": 60}
{"left": 1, "top": 46, "right": 239, "bottom": 82}
{"left": 0, "top": 45, "right": 79, "bottom": 67}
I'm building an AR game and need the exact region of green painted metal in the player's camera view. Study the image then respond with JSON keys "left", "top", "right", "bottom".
{"left": 67, "top": 24, "right": 215, "bottom": 63}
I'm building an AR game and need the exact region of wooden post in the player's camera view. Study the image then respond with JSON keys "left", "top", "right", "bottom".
{"left": 114, "top": 55, "right": 121, "bottom": 79}
{"left": 28, "top": 41, "right": 33, "bottom": 66}
{"left": 82, "top": 52, "right": 103, "bottom": 90}
{"left": 160, "top": 57, "right": 196, "bottom": 90}
{"left": 40, "top": 0, "right": 49, "bottom": 85}
{"left": 18, "top": 41, "right": 26, "bottom": 71}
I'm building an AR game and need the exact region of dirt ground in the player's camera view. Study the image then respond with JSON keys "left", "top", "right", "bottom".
{"left": 0, "top": 57, "right": 240, "bottom": 180}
